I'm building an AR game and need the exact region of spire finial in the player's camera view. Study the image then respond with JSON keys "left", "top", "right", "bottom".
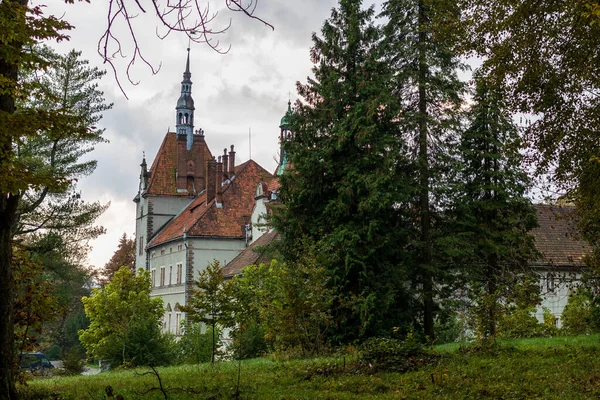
{"left": 185, "top": 47, "right": 191, "bottom": 74}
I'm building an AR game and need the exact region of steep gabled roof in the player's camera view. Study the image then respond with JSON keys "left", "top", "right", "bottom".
{"left": 222, "top": 230, "right": 280, "bottom": 278}
{"left": 148, "top": 160, "right": 274, "bottom": 247}
{"left": 145, "top": 132, "right": 213, "bottom": 196}
{"left": 532, "top": 204, "right": 591, "bottom": 268}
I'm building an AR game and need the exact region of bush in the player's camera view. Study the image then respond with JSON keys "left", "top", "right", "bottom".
{"left": 497, "top": 305, "right": 542, "bottom": 338}
{"left": 540, "top": 307, "right": 559, "bottom": 337}
{"left": 434, "top": 302, "right": 468, "bottom": 344}
{"left": 562, "top": 288, "right": 594, "bottom": 335}
{"left": 176, "top": 324, "right": 220, "bottom": 365}
{"left": 60, "top": 348, "right": 86, "bottom": 376}
{"left": 44, "top": 345, "right": 61, "bottom": 361}
{"left": 230, "top": 322, "right": 268, "bottom": 360}
{"left": 360, "top": 334, "right": 433, "bottom": 372}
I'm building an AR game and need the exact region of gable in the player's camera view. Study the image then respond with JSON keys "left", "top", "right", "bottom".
{"left": 148, "top": 160, "right": 274, "bottom": 247}
{"left": 145, "top": 132, "right": 213, "bottom": 196}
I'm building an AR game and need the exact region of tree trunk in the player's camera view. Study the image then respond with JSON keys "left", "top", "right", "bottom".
{"left": 211, "top": 319, "right": 215, "bottom": 366}
{"left": 417, "top": 0, "right": 435, "bottom": 341}
{"left": 0, "top": 1, "right": 27, "bottom": 396}
{"left": 0, "top": 196, "right": 20, "bottom": 400}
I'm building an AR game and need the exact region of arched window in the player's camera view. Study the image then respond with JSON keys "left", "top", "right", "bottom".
{"left": 179, "top": 113, "right": 183, "bottom": 124}
{"left": 184, "top": 113, "right": 189, "bottom": 124}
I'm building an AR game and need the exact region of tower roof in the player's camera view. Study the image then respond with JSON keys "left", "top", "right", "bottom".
{"left": 176, "top": 48, "right": 195, "bottom": 110}
{"left": 279, "top": 99, "right": 292, "bottom": 128}
{"left": 143, "top": 133, "right": 213, "bottom": 196}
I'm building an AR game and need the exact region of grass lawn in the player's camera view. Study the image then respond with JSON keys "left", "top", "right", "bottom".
{"left": 23, "top": 335, "right": 600, "bottom": 399}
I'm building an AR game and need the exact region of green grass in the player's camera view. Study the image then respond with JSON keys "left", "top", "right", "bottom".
{"left": 23, "top": 335, "right": 600, "bottom": 399}
{"left": 435, "top": 333, "right": 600, "bottom": 353}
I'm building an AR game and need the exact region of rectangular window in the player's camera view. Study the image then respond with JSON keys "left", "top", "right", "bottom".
{"left": 160, "top": 267, "right": 165, "bottom": 286}
{"left": 176, "top": 263, "right": 183, "bottom": 284}
{"left": 175, "top": 313, "right": 182, "bottom": 335}
{"left": 169, "top": 266, "right": 172, "bottom": 285}
{"left": 151, "top": 269, "right": 156, "bottom": 287}
{"left": 547, "top": 273, "right": 555, "bottom": 293}
{"left": 139, "top": 236, "right": 144, "bottom": 256}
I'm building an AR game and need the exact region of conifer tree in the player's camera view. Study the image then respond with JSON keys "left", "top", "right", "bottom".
{"left": 103, "top": 233, "right": 136, "bottom": 283}
{"left": 381, "top": 0, "right": 466, "bottom": 339}
{"left": 274, "top": 0, "right": 415, "bottom": 342}
{"left": 451, "top": 73, "right": 538, "bottom": 338}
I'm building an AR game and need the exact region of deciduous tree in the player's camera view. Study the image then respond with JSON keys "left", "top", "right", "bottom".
{"left": 79, "top": 267, "right": 165, "bottom": 366}
{"left": 0, "top": 0, "right": 266, "bottom": 395}
{"left": 181, "top": 260, "right": 234, "bottom": 365}
{"left": 460, "top": 0, "right": 600, "bottom": 194}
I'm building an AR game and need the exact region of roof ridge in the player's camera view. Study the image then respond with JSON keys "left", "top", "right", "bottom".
{"left": 220, "top": 159, "right": 274, "bottom": 195}
{"left": 148, "top": 192, "right": 210, "bottom": 248}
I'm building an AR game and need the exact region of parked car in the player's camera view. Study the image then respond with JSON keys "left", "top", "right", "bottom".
{"left": 19, "top": 352, "right": 54, "bottom": 375}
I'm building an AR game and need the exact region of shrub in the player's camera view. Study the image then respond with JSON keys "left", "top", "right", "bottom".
{"left": 44, "top": 345, "right": 61, "bottom": 361}
{"left": 176, "top": 324, "right": 220, "bottom": 364}
{"left": 540, "top": 307, "right": 559, "bottom": 337}
{"left": 60, "top": 348, "right": 86, "bottom": 376}
{"left": 360, "top": 334, "right": 432, "bottom": 372}
{"left": 497, "top": 305, "right": 541, "bottom": 338}
{"left": 562, "top": 288, "right": 594, "bottom": 335}
{"left": 230, "top": 322, "right": 268, "bottom": 360}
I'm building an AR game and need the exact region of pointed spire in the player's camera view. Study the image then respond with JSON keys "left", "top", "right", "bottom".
{"left": 176, "top": 48, "right": 195, "bottom": 147}
{"left": 139, "top": 152, "right": 148, "bottom": 191}
{"left": 183, "top": 47, "right": 191, "bottom": 82}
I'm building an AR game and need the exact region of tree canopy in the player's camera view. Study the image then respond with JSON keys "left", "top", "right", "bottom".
{"left": 79, "top": 267, "right": 166, "bottom": 367}
{"left": 102, "top": 233, "right": 135, "bottom": 283}
{"left": 274, "top": 0, "right": 416, "bottom": 342}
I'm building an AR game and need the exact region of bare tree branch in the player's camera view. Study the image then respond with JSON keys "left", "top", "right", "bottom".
{"left": 100, "top": 0, "right": 274, "bottom": 98}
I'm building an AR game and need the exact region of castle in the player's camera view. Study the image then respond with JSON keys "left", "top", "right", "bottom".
{"left": 133, "top": 50, "right": 287, "bottom": 334}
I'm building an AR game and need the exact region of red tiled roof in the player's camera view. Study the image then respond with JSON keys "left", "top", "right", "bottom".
{"left": 222, "top": 230, "right": 280, "bottom": 278}
{"left": 532, "top": 204, "right": 591, "bottom": 267}
{"left": 266, "top": 177, "right": 280, "bottom": 193}
{"left": 145, "top": 132, "right": 213, "bottom": 196}
{"left": 149, "top": 160, "right": 274, "bottom": 247}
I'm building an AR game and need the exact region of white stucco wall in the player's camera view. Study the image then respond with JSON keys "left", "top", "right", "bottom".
{"left": 250, "top": 197, "right": 268, "bottom": 245}
{"left": 535, "top": 270, "right": 581, "bottom": 328}
{"left": 148, "top": 237, "right": 247, "bottom": 335}
{"left": 135, "top": 194, "right": 194, "bottom": 271}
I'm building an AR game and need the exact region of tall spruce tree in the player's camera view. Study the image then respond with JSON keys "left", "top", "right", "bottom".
{"left": 381, "top": 0, "right": 466, "bottom": 339}
{"left": 274, "top": 0, "right": 415, "bottom": 342}
{"left": 451, "top": 73, "right": 538, "bottom": 338}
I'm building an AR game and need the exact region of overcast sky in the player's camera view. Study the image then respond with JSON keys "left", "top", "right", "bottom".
{"left": 36, "top": 0, "right": 389, "bottom": 270}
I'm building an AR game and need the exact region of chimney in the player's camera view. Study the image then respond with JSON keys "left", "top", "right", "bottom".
{"left": 222, "top": 148, "right": 229, "bottom": 178}
{"left": 228, "top": 145, "right": 236, "bottom": 175}
{"left": 216, "top": 156, "right": 224, "bottom": 205}
{"left": 206, "top": 157, "right": 216, "bottom": 203}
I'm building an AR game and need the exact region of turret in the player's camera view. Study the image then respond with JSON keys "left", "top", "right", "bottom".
{"left": 139, "top": 155, "right": 148, "bottom": 192}
{"left": 277, "top": 100, "right": 292, "bottom": 176}
{"left": 175, "top": 48, "right": 195, "bottom": 149}
{"left": 175, "top": 50, "right": 206, "bottom": 194}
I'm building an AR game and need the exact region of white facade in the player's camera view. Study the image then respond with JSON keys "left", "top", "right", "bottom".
{"left": 535, "top": 269, "right": 581, "bottom": 328}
